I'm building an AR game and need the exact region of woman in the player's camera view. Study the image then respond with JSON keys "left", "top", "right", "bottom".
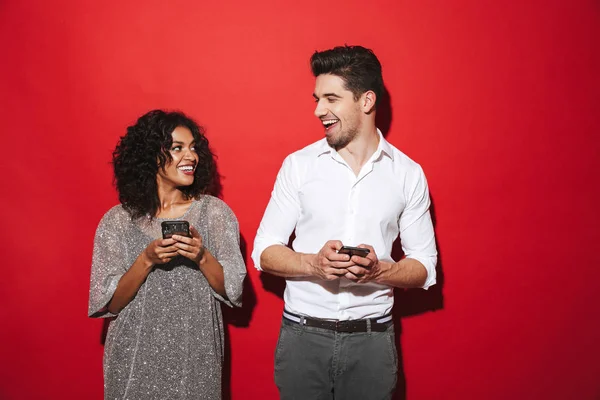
{"left": 88, "top": 109, "right": 246, "bottom": 399}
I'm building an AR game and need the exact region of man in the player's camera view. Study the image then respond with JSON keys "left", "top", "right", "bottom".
{"left": 252, "top": 45, "right": 437, "bottom": 400}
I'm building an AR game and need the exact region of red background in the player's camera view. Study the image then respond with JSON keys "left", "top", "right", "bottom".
{"left": 1, "top": 1, "right": 599, "bottom": 399}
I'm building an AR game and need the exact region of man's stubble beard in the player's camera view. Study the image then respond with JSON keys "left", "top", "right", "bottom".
{"left": 327, "top": 110, "right": 362, "bottom": 150}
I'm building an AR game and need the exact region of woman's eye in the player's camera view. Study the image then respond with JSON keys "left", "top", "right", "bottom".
{"left": 171, "top": 146, "right": 181, "bottom": 151}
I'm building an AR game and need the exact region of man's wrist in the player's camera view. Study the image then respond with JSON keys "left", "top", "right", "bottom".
{"left": 299, "top": 253, "right": 316, "bottom": 277}
{"left": 372, "top": 260, "right": 392, "bottom": 284}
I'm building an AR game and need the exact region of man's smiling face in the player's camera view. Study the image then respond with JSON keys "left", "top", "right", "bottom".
{"left": 313, "top": 74, "right": 363, "bottom": 150}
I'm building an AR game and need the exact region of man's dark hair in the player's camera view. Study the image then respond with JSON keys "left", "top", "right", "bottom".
{"left": 112, "top": 109, "right": 216, "bottom": 220}
{"left": 310, "top": 45, "right": 384, "bottom": 107}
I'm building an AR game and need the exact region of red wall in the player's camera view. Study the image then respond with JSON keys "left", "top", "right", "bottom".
{"left": 1, "top": 1, "right": 599, "bottom": 399}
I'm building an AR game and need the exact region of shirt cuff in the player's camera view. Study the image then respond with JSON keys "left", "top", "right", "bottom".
{"left": 252, "top": 236, "right": 286, "bottom": 271}
{"left": 406, "top": 255, "right": 437, "bottom": 290}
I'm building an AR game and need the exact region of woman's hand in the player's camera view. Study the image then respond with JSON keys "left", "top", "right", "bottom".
{"left": 143, "top": 238, "right": 179, "bottom": 265}
{"left": 172, "top": 226, "right": 206, "bottom": 265}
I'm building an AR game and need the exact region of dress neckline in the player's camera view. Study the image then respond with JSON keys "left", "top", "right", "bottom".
{"left": 153, "top": 199, "right": 200, "bottom": 221}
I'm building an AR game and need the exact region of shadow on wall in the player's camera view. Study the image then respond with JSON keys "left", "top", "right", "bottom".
{"left": 376, "top": 86, "right": 393, "bottom": 137}
{"left": 222, "top": 234, "right": 257, "bottom": 400}
{"left": 392, "top": 196, "right": 444, "bottom": 400}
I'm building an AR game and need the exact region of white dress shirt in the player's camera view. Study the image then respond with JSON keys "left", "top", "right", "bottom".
{"left": 252, "top": 130, "right": 437, "bottom": 320}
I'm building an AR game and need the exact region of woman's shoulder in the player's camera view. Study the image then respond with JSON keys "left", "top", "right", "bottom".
{"left": 98, "top": 204, "right": 133, "bottom": 228}
{"left": 195, "top": 194, "right": 226, "bottom": 207}
{"left": 193, "top": 195, "right": 237, "bottom": 220}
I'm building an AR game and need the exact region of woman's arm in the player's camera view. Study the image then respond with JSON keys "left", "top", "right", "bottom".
{"left": 172, "top": 198, "right": 246, "bottom": 306}
{"left": 107, "top": 237, "right": 182, "bottom": 314}
{"left": 171, "top": 225, "right": 227, "bottom": 297}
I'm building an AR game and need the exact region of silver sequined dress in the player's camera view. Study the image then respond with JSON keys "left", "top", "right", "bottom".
{"left": 88, "top": 196, "right": 246, "bottom": 400}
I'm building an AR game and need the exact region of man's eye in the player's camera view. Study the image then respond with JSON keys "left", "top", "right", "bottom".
{"left": 327, "top": 98, "right": 336, "bottom": 103}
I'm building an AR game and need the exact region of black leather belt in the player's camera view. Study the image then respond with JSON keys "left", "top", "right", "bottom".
{"left": 283, "top": 310, "right": 393, "bottom": 333}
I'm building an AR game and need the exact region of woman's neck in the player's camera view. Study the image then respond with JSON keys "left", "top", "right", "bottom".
{"left": 155, "top": 186, "right": 193, "bottom": 219}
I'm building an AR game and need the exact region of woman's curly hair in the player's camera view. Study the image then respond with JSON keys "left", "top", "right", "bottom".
{"left": 112, "top": 109, "right": 216, "bottom": 220}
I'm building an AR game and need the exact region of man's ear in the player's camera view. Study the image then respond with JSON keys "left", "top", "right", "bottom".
{"left": 361, "top": 90, "right": 376, "bottom": 114}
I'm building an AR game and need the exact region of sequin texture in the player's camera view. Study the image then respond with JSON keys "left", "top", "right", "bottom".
{"left": 89, "top": 196, "right": 246, "bottom": 399}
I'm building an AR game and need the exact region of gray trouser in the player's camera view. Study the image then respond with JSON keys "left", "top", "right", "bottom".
{"left": 274, "top": 316, "right": 397, "bottom": 400}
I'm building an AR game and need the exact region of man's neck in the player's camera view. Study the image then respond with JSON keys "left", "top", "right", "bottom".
{"left": 337, "top": 125, "right": 380, "bottom": 176}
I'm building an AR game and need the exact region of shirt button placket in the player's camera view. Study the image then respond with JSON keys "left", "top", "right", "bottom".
{"left": 347, "top": 183, "right": 358, "bottom": 244}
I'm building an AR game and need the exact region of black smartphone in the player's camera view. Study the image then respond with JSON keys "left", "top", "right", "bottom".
{"left": 338, "top": 245, "right": 370, "bottom": 258}
{"left": 161, "top": 221, "right": 191, "bottom": 239}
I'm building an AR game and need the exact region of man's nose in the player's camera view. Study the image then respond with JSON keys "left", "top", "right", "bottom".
{"left": 314, "top": 100, "right": 327, "bottom": 118}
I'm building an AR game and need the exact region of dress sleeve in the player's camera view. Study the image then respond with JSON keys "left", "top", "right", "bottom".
{"left": 88, "top": 207, "right": 130, "bottom": 318}
{"left": 205, "top": 198, "right": 247, "bottom": 307}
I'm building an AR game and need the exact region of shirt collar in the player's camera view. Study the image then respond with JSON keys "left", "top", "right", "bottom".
{"left": 316, "top": 128, "right": 394, "bottom": 162}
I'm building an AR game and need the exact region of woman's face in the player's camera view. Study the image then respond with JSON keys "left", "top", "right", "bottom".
{"left": 156, "top": 126, "right": 199, "bottom": 189}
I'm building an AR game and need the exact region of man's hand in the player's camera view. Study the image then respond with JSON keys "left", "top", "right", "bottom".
{"left": 307, "top": 240, "right": 355, "bottom": 281}
{"left": 172, "top": 226, "right": 206, "bottom": 265}
{"left": 344, "top": 244, "right": 388, "bottom": 283}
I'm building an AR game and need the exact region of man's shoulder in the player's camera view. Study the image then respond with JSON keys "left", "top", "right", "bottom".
{"left": 384, "top": 139, "right": 424, "bottom": 173}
